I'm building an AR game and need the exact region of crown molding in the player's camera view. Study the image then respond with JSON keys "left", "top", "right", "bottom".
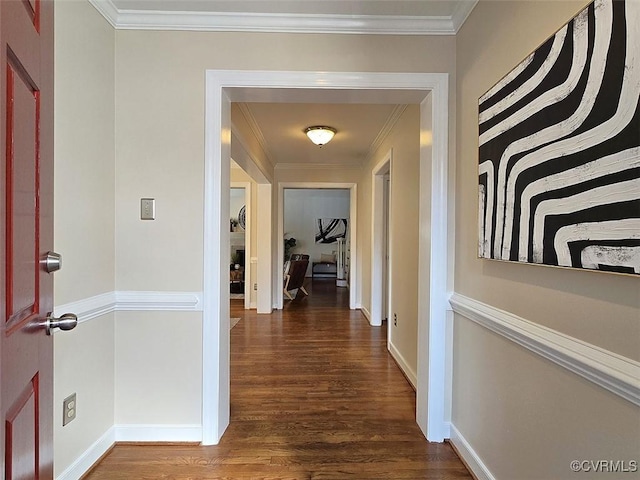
{"left": 365, "top": 104, "right": 408, "bottom": 163}
{"left": 88, "top": 0, "right": 119, "bottom": 28}
{"left": 235, "top": 103, "right": 275, "bottom": 167}
{"left": 88, "top": 0, "right": 477, "bottom": 35}
{"left": 451, "top": 0, "right": 479, "bottom": 32}
{"left": 274, "top": 162, "right": 362, "bottom": 170}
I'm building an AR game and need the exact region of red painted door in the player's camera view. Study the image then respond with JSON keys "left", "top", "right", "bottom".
{"left": 1, "top": 0, "right": 55, "bottom": 478}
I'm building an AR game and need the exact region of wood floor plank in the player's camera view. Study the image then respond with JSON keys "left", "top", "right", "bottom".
{"left": 83, "top": 280, "right": 472, "bottom": 479}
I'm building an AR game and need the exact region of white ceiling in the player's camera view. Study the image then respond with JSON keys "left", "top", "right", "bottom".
{"left": 231, "top": 86, "right": 430, "bottom": 169}
{"left": 238, "top": 102, "right": 404, "bottom": 168}
{"left": 89, "top": 1, "right": 478, "bottom": 169}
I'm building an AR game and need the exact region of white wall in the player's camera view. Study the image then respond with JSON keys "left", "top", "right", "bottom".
{"left": 453, "top": 1, "right": 640, "bottom": 478}
{"left": 53, "top": 1, "right": 459, "bottom": 474}
{"left": 114, "top": 311, "right": 202, "bottom": 425}
{"left": 112, "top": 24, "right": 455, "bottom": 431}
{"left": 53, "top": 3, "right": 640, "bottom": 479}
{"left": 359, "top": 105, "right": 422, "bottom": 383}
{"left": 284, "top": 188, "right": 350, "bottom": 274}
{"left": 53, "top": 0, "right": 115, "bottom": 476}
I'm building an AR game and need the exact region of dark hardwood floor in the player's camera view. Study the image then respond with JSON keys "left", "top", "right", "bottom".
{"left": 83, "top": 279, "right": 472, "bottom": 479}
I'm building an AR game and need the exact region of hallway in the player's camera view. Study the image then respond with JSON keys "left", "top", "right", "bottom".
{"left": 84, "top": 280, "right": 471, "bottom": 479}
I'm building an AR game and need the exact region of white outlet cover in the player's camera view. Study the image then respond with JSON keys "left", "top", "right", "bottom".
{"left": 141, "top": 198, "right": 155, "bottom": 220}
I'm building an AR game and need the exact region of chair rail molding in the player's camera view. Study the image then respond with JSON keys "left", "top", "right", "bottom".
{"left": 116, "top": 291, "right": 202, "bottom": 311}
{"left": 449, "top": 293, "right": 640, "bottom": 407}
{"left": 53, "top": 291, "right": 117, "bottom": 324}
{"left": 53, "top": 291, "right": 203, "bottom": 327}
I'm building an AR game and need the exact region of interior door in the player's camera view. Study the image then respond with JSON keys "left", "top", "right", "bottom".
{"left": 1, "top": 0, "right": 55, "bottom": 478}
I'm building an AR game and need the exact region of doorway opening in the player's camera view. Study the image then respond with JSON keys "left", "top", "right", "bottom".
{"left": 278, "top": 184, "right": 357, "bottom": 309}
{"left": 204, "top": 70, "right": 451, "bottom": 445}
{"left": 282, "top": 187, "right": 352, "bottom": 303}
{"left": 229, "top": 183, "right": 250, "bottom": 308}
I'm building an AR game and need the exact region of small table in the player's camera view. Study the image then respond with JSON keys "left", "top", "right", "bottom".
{"left": 312, "top": 262, "right": 337, "bottom": 279}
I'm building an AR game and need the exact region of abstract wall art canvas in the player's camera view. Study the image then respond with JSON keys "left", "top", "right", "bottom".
{"left": 316, "top": 218, "right": 348, "bottom": 244}
{"left": 478, "top": 0, "right": 639, "bottom": 275}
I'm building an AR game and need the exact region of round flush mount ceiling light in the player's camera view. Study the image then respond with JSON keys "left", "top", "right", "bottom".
{"left": 304, "top": 126, "right": 337, "bottom": 146}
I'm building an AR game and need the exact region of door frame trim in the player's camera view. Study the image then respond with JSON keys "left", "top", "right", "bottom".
{"left": 203, "top": 70, "right": 451, "bottom": 444}
{"left": 370, "top": 150, "right": 392, "bottom": 328}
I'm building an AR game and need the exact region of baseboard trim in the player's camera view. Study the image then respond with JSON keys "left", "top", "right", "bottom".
{"left": 388, "top": 340, "right": 417, "bottom": 389}
{"left": 56, "top": 427, "right": 115, "bottom": 480}
{"left": 449, "top": 293, "right": 640, "bottom": 407}
{"left": 443, "top": 421, "right": 451, "bottom": 439}
{"left": 55, "top": 424, "right": 203, "bottom": 480}
{"left": 114, "top": 424, "right": 203, "bottom": 443}
{"left": 360, "top": 305, "right": 371, "bottom": 322}
{"left": 449, "top": 423, "right": 496, "bottom": 480}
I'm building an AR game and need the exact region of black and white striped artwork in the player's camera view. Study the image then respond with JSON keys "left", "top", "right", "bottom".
{"left": 315, "top": 218, "right": 348, "bottom": 244}
{"left": 478, "top": 0, "right": 639, "bottom": 275}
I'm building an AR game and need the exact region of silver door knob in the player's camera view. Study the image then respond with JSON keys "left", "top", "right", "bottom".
{"left": 45, "top": 312, "right": 78, "bottom": 335}
{"left": 42, "top": 251, "right": 62, "bottom": 273}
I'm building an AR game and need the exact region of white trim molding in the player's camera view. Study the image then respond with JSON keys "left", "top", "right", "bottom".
{"left": 388, "top": 341, "right": 417, "bottom": 390}
{"left": 115, "top": 291, "right": 202, "bottom": 311}
{"left": 370, "top": 151, "right": 392, "bottom": 328}
{"left": 366, "top": 106, "right": 407, "bottom": 163}
{"left": 55, "top": 427, "right": 115, "bottom": 480}
{"left": 55, "top": 424, "right": 203, "bottom": 480}
{"left": 53, "top": 291, "right": 204, "bottom": 327}
{"left": 449, "top": 293, "right": 640, "bottom": 407}
{"left": 451, "top": 0, "right": 480, "bottom": 32}
{"left": 88, "top": 0, "right": 478, "bottom": 35}
{"left": 449, "top": 423, "right": 496, "bottom": 480}
{"left": 274, "top": 163, "right": 362, "bottom": 171}
{"left": 205, "top": 69, "right": 451, "bottom": 445}
{"left": 114, "top": 424, "right": 203, "bottom": 443}
{"left": 53, "top": 292, "right": 117, "bottom": 324}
